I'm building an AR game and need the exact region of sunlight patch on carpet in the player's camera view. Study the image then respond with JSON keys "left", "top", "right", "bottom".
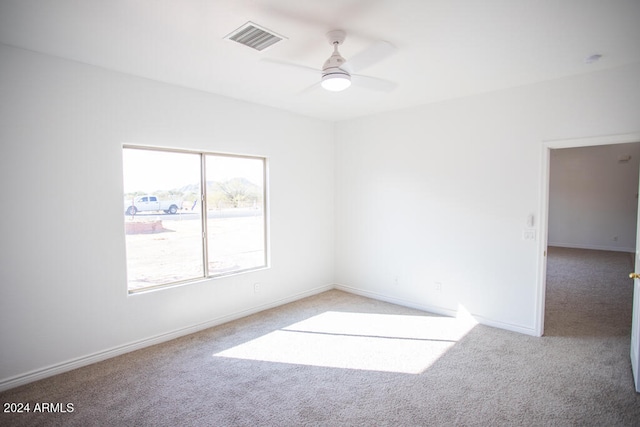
{"left": 213, "top": 308, "right": 477, "bottom": 374}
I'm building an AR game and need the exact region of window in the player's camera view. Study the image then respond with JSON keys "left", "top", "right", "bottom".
{"left": 122, "top": 146, "right": 267, "bottom": 292}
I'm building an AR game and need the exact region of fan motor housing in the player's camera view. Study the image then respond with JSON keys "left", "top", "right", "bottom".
{"left": 322, "top": 52, "right": 348, "bottom": 74}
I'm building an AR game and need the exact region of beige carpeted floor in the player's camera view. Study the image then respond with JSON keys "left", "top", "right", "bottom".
{"left": 1, "top": 247, "right": 639, "bottom": 426}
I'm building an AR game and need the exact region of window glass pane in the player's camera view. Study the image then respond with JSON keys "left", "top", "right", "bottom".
{"left": 123, "top": 148, "right": 204, "bottom": 290}
{"left": 205, "top": 155, "right": 266, "bottom": 275}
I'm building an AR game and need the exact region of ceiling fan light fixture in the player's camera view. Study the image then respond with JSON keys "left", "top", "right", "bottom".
{"left": 321, "top": 72, "right": 351, "bottom": 91}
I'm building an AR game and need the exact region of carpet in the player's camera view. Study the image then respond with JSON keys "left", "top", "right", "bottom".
{"left": 1, "top": 247, "right": 639, "bottom": 426}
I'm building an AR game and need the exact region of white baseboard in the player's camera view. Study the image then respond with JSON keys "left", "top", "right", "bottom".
{"left": 334, "top": 284, "right": 538, "bottom": 337}
{"left": 469, "top": 313, "right": 539, "bottom": 336}
{"left": 2, "top": 282, "right": 541, "bottom": 392}
{"left": 548, "top": 242, "right": 635, "bottom": 253}
{"left": 334, "top": 284, "right": 457, "bottom": 318}
{"left": 0, "top": 284, "right": 333, "bottom": 392}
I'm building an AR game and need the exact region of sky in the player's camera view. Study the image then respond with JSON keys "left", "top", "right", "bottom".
{"left": 122, "top": 148, "right": 264, "bottom": 194}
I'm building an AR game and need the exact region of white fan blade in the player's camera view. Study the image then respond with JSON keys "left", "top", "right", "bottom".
{"left": 261, "top": 58, "right": 320, "bottom": 75}
{"left": 352, "top": 74, "right": 397, "bottom": 92}
{"left": 342, "top": 40, "right": 397, "bottom": 74}
{"left": 300, "top": 81, "right": 322, "bottom": 94}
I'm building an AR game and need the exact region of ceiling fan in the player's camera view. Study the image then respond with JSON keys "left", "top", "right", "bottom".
{"left": 266, "top": 30, "right": 397, "bottom": 93}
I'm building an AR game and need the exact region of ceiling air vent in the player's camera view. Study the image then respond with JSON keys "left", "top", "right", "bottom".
{"left": 224, "top": 21, "right": 286, "bottom": 51}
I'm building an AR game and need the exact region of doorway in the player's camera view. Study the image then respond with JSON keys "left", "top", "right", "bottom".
{"left": 537, "top": 133, "right": 640, "bottom": 392}
{"left": 537, "top": 133, "right": 640, "bottom": 336}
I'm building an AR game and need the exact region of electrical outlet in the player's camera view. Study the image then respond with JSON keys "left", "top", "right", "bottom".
{"left": 523, "top": 229, "right": 536, "bottom": 240}
{"left": 254, "top": 283, "right": 261, "bottom": 293}
{"left": 435, "top": 282, "right": 442, "bottom": 292}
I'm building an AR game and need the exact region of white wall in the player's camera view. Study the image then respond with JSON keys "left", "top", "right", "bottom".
{"left": 334, "top": 62, "right": 640, "bottom": 334}
{"left": 0, "top": 45, "right": 335, "bottom": 390}
{"left": 549, "top": 143, "right": 640, "bottom": 252}
{"left": 2, "top": 41, "right": 640, "bottom": 390}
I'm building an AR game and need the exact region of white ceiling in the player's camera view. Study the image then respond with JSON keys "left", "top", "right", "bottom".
{"left": 1, "top": 0, "right": 639, "bottom": 122}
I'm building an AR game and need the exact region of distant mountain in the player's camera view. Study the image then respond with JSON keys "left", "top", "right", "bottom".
{"left": 177, "top": 178, "right": 260, "bottom": 193}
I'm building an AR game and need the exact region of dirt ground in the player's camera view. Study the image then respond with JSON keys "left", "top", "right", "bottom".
{"left": 125, "top": 214, "right": 265, "bottom": 291}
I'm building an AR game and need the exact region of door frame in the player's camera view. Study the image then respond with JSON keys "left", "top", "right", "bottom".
{"left": 536, "top": 132, "right": 640, "bottom": 337}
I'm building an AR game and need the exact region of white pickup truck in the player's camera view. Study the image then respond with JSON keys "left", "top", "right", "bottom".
{"left": 125, "top": 195, "right": 181, "bottom": 215}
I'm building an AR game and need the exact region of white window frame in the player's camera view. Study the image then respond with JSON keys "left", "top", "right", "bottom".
{"left": 123, "top": 145, "right": 269, "bottom": 293}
